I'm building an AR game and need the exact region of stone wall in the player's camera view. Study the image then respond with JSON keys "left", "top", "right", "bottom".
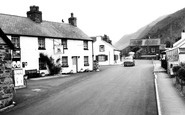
{"left": 0, "top": 45, "right": 14, "bottom": 109}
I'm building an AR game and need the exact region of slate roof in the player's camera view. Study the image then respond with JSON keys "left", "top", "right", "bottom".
{"left": 130, "top": 39, "right": 160, "bottom": 46}
{"left": 0, "top": 13, "right": 92, "bottom": 41}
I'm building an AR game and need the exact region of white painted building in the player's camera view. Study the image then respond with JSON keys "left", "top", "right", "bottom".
{"left": 166, "top": 31, "right": 185, "bottom": 74}
{"left": 92, "top": 36, "right": 121, "bottom": 65}
{"left": 0, "top": 6, "right": 93, "bottom": 75}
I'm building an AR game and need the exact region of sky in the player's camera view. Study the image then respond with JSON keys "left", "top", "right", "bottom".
{"left": 1, "top": 0, "right": 185, "bottom": 44}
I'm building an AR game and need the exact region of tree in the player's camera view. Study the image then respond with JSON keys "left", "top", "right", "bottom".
{"left": 40, "top": 53, "right": 61, "bottom": 75}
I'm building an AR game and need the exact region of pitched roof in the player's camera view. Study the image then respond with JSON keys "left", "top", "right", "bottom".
{"left": 130, "top": 39, "right": 160, "bottom": 46}
{"left": 0, "top": 13, "right": 92, "bottom": 41}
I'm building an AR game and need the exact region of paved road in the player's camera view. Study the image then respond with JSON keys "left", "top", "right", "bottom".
{"left": 5, "top": 60, "right": 157, "bottom": 115}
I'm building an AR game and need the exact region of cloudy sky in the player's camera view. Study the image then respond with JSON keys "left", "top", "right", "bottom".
{"left": 0, "top": 0, "right": 185, "bottom": 43}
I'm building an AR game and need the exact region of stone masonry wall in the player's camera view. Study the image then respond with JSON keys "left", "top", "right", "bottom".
{"left": 0, "top": 44, "right": 14, "bottom": 109}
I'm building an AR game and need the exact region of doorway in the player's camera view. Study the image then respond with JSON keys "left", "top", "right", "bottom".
{"left": 72, "top": 56, "right": 78, "bottom": 73}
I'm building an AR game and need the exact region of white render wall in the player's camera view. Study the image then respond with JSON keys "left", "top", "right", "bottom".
{"left": 93, "top": 36, "right": 115, "bottom": 65}
{"left": 114, "top": 50, "right": 121, "bottom": 64}
{"left": 178, "top": 43, "right": 185, "bottom": 64}
{"left": 8, "top": 35, "right": 93, "bottom": 74}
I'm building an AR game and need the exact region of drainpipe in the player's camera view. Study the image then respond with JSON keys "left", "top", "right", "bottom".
{"left": 92, "top": 41, "right": 94, "bottom": 70}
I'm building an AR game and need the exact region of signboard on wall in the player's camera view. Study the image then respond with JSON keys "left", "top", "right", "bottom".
{"left": 54, "top": 45, "right": 63, "bottom": 54}
{"left": 13, "top": 69, "right": 24, "bottom": 88}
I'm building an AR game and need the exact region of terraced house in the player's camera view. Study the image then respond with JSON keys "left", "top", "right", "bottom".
{"left": 0, "top": 5, "right": 93, "bottom": 75}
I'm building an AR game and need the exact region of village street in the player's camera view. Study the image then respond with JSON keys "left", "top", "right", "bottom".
{"left": 3, "top": 60, "right": 157, "bottom": 115}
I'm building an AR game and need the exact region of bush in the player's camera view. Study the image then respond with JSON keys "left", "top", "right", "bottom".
{"left": 178, "top": 67, "right": 185, "bottom": 81}
{"left": 172, "top": 66, "right": 181, "bottom": 75}
{"left": 40, "top": 53, "right": 61, "bottom": 75}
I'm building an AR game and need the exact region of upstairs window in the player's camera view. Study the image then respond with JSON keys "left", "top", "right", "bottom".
{"left": 38, "top": 37, "right": 45, "bottom": 50}
{"left": 99, "top": 45, "right": 105, "bottom": 52}
{"left": 84, "top": 41, "right": 88, "bottom": 50}
{"left": 84, "top": 56, "right": 89, "bottom": 66}
{"left": 62, "top": 39, "right": 67, "bottom": 49}
{"left": 11, "top": 36, "right": 20, "bottom": 49}
{"left": 151, "top": 47, "right": 155, "bottom": 53}
{"left": 62, "top": 56, "right": 68, "bottom": 67}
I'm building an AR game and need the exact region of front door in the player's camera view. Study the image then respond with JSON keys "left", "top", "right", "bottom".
{"left": 72, "top": 56, "right": 78, "bottom": 73}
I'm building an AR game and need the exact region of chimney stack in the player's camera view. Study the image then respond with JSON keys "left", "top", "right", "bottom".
{"left": 27, "top": 5, "right": 42, "bottom": 23}
{"left": 68, "top": 13, "right": 77, "bottom": 26}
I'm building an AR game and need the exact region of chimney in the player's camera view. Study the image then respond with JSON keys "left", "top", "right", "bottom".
{"left": 181, "top": 30, "right": 185, "bottom": 40}
{"left": 27, "top": 5, "right": 42, "bottom": 23}
{"left": 68, "top": 13, "right": 77, "bottom": 26}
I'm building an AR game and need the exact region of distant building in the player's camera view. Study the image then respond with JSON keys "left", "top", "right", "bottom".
{"left": 92, "top": 36, "right": 121, "bottom": 65}
{"left": 130, "top": 39, "right": 161, "bottom": 59}
{"left": 0, "top": 5, "right": 93, "bottom": 75}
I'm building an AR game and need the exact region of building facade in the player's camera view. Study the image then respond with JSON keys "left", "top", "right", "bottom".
{"left": 130, "top": 39, "right": 161, "bottom": 59}
{"left": 92, "top": 36, "right": 121, "bottom": 65}
{"left": 166, "top": 31, "right": 185, "bottom": 75}
{"left": 0, "top": 6, "right": 93, "bottom": 75}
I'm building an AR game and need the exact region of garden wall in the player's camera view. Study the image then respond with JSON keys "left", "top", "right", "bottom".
{"left": 0, "top": 43, "right": 14, "bottom": 109}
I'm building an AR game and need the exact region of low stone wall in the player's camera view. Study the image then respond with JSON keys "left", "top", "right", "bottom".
{"left": 0, "top": 47, "right": 14, "bottom": 109}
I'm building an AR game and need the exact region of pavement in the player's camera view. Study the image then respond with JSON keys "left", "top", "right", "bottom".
{"left": 153, "top": 60, "right": 185, "bottom": 115}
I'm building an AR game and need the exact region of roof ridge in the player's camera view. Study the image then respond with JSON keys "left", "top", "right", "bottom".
{"left": 0, "top": 13, "right": 69, "bottom": 25}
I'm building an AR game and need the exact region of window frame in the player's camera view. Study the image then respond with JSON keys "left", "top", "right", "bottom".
{"left": 151, "top": 47, "right": 156, "bottom": 53}
{"left": 39, "top": 57, "right": 47, "bottom": 70}
{"left": 11, "top": 36, "right": 20, "bottom": 49}
{"left": 84, "top": 56, "right": 89, "bottom": 66}
{"left": 62, "top": 56, "right": 68, "bottom": 67}
{"left": 38, "top": 37, "right": 46, "bottom": 50}
{"left": 84, "top": 40, "right": 88, "bottom": 50}
{"left": 62, "top": 39, "right": 68, "bottom": 49}
{"left": 96, "top": 55, "right": 108, "bottom": 62}
{"left": 99, "top": 45, "right": 105, "bottom": 52}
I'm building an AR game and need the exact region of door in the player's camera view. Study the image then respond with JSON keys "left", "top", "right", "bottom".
{"left": 72, "top": 56, "right": 78, "bottom": 73}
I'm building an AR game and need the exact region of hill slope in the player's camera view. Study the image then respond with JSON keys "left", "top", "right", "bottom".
{"left": 115, "top": 7, "right": 185, "bottom": 50}
{"left": 143, "top": 7, "right": 185, "bottom": 44}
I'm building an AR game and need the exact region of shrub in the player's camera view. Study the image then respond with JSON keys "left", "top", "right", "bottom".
{"left": 177, "top": 67, "right": 185, "bottom": 81}
{"left": 172, "top": 66, "right": 181, "bottom": 75}
{"left": 40, "top": 53, "right": 61, "bottom": 75}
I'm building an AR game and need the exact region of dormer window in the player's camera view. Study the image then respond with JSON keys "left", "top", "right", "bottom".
{"left": 38, "top": 37, "right": 45, "bottom": 50}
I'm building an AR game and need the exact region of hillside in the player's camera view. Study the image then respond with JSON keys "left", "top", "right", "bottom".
{"left": 143, "top": 7, "right": 185, "bottom": 44}
{"left": 114, "top": 15, "right": 167, "bottom": 50}
{"left": 115, "top": 7, "right": 185, "bottom": 50}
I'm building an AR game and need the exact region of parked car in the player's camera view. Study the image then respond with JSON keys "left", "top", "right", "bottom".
{"left": 123, "top": 56, "right": 135, "bottom": 67}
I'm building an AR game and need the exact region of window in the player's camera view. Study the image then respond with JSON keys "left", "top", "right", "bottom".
{"left": 38, "top": 37, "right": 45, "bottom": 50}
{"left": 99, "top": 45, "right": 105, "bottom": 52}
{"left": 62, "top": 56, "right": 68, "bottom": 67}
{"left": 39, "top": 57, "right": 47, "bottom": 70}
{"left": 84, "top": 56, "right": 89, "bottom": 66}
{"left": 114, "top": 55, "right": 118, "bottom": 60}
{"left": 11, "top": 36, "right": 20, "bottom": 48}
{"left": 96, "top": 55, "right": 108, "bottom": 62}
{"left": 62, "top": 39, "right": 67, "bottom": 49}
{"left": 84, "top": 41, "right": 88, "bottom": 50}
{"left": 151, "top": 47, "right": 155, "bottom": 53}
